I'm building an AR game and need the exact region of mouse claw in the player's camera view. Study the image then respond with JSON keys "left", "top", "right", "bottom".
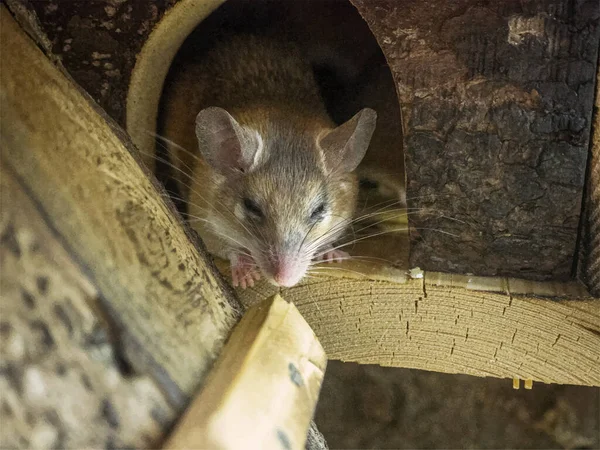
{"left": 230, "top": 254, "right": 260, "bottom": 289}
{"left": 316, "top": 247, "right": 350, "bottom": 263}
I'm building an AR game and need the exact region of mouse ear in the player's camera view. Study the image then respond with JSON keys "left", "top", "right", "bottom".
{"left": 318, "top": 108, "right": 377, "bottom": 174}
{"left": 195, "top": 107, "right": 260, "bottom": 175}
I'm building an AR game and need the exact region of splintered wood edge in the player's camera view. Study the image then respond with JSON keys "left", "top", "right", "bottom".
{"left": 213, "top": 261, "right": 600, "bottom": 387}
{"left": 164, "top": 294, "right": 326, "bottom": 450}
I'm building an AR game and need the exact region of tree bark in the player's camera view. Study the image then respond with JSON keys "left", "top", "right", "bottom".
{"left": 351, "top": 0, "right": 600, "bottom": 281}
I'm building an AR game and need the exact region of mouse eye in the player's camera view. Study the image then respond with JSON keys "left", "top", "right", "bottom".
{"left": 243, "top": 197, "right": 263, "bottom": 219}
{"left": 310, "top": 203, "right": 326, "bottom": 221}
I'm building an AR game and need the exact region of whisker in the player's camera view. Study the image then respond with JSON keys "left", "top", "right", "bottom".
{"left": 311, "top": 254, "right": 398, "bottom": 265}
{"left": 138, "top": 144, "right": 264, "bottom": 244}
{"left": 314, "top": 226, "right": 458, "bottom": 257}
{"left": 309, "top": 266, "right": 369, "bottom": 278}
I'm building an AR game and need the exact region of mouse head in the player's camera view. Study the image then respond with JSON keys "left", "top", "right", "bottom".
{"left": 194, "top": 106, "right": 376, "bottom": 287}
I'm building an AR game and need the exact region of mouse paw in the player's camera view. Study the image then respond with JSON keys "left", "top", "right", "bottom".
{"left": 315, "top": 247, "right": 349, "bottom": 263}
{"left": 230, "top": 254, "right": 261, "bottom": 289}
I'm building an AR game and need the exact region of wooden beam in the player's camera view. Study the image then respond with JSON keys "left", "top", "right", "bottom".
{"left": 225, "top": 268, "right": 600, "bottom": 387}
{"left": 164, "top": 295, "right": 326, "bottom": 450}
{"left": 0, "top": 5, "right": 241, "bottom": 414}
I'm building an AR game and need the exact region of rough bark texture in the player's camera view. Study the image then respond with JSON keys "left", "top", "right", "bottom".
{"left": 351, "top": 0, "right": 600, "bottom": 281}
{"left": 6, "top": 0, "right": 175, "bottom": 126}
{"left": 578, "top": 68, "right": 600, "bottom": 296}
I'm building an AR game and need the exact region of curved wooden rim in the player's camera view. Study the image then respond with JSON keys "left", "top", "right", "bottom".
{"left": 125, "top": 0, "right": 225, "bottom": 170}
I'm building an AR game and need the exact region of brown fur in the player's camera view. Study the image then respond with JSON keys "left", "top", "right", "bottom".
{"left": 160, "top": 35, "right": 369, "bottom": 284}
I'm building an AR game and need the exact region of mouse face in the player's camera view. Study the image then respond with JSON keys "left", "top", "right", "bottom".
{"left": 191, "top": 106, "right": 376, "bottom": 287}
{"left": 229, "top": 155, "right": 357, "bottom": 287}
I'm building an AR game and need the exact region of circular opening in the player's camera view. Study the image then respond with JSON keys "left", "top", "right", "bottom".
{"left": 127, "top": 0, "right": 408, "bottom": 272}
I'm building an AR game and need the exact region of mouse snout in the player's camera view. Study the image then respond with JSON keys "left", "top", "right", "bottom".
{"left": 267, "top": 254, "right": 306, "bottom": 287}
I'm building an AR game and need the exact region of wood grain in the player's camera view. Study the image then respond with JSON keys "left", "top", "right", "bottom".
{"left": 226, "top": 271, "right": 600, "bottom": 387}
{"left": 0, "top": 6, "right": 241, "bottom": 412}
{"left": 1, "top": 164, "right": 175, "bottom": 448}
{"left": 164, "top": 295, "right": 326, "bottom": 450}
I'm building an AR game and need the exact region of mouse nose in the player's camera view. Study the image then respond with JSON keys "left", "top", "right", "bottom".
{"left": 273, "top": 264, "right": 297, "bottom": 287}
{"left": 270, "top": 256, "right": 304, "bottom": 287}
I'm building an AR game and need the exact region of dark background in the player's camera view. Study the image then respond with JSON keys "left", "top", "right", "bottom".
{"left": 315, "top": 362, "right": 599, "bottom": 449}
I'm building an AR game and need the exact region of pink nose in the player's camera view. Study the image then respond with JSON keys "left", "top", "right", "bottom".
{"left": 273, "top": 267, "right": 297, "bottom": 287}
{"left": 271, "top": 258, "right": 303, "bottom": 287}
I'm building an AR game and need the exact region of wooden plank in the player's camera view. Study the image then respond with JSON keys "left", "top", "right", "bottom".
{"left": 224, "top": 268, "right": 600, "bottom": 387}
{"left": 164, "top": 294, "right": 326, "bottom": 450}
{"left": 0, "top": 5, "right": 241, "bottom": 412}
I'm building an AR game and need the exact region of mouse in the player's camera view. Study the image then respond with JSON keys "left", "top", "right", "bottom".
{"left": 160, "top": 35, "right": 376, "bottom": 288}
{"left": 352, "top": 63, "right": 407, "bottom": 213}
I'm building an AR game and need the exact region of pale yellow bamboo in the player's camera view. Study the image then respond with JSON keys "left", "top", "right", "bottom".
{"left": 164, "top": 295, "right": 326, "bottom": 450}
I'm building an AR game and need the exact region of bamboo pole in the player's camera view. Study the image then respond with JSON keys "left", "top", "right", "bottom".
{"left": 164, "top": 295, "right": 326, "bottom": 450}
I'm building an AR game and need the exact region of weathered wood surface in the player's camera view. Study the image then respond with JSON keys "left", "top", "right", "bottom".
{"left": 351, "top": 0, "right": 600, "bottom": 281}
{"left": 5, "top": 0, "right": 173, "bottom": 126}
{"left": 165, "top": 295, "right": 326, "bottom": 450}
{"left": 0, "top": 7, "right": 242, "bottom": 447}
{"left": 579, "top": 66, "right": 600, "bottom": 296}
{"left": 1, "top": 164, "right": 175, "bottom": 449}
{"left": 223, "top": 268, "right": 600, "bottom": 387}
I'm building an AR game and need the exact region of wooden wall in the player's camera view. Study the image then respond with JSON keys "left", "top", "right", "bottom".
{"left": 352, "top": 0, "right": 600, "bottom": 281}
